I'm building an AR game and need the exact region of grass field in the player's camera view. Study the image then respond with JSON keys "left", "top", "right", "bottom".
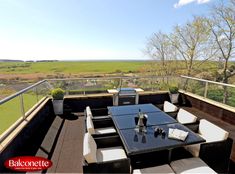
{"left": 0, "top": 60, "right": 235, "bottom": 135}
{"left": 0, "top": 61, "right": 146, "bottom": 74}
{"left": 0, "top": 93, "right": 42, "bottom": 134}
{"left": 0, "top": 61, "right": 234, "bottom": 83}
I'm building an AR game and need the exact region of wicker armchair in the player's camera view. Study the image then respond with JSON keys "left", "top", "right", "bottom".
{"left": 83, "top": 133, "right": 131, "bottom": 173}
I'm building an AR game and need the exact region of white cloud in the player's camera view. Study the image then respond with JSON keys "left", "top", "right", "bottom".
{"left": 174, "top": 0, "right": 211, "bottom": 8}
{"left": 197, "top": 0, "right": 211, "bottom": 4}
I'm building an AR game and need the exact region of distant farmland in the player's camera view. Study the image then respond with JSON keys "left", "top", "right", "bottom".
{"left": 0, "top": 61, "right": 146, "bottom": 74}
{"left": 0, "top": 61, "right": 149, "bottom": 82}
{"left": 0, "top": 60, "right": 234, "bottom": 82}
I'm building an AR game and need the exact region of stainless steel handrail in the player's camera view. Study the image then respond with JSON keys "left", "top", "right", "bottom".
{"left": 0, "top": 80, "right": 50, "bottom": 144}
{"left": 181, "top": 75, "right": 235, "bottom": 88}
{"left": 1, "top": 75, "right": 233, "bottom": 107}
{"left": 0, "top": 80, "right": 47, "bottom": 105}
{"left": 181, "top": 75, "right": 235, "bottom": 104}
{"left": 46, "top": 75, "right": 177, "bottom": 81}
{"left": 0, "top": 76, "right": 173, "bottom": 106}
{"left": 0, "top": 75, "right": 234, "bottom": 145}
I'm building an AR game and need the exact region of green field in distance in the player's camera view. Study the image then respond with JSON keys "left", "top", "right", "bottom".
{"left": 0, "top": 61, "right": 146, "bottom": 74}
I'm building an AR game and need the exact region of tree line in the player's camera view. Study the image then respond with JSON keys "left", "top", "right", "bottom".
{"left": 145, "top": 0, "right": 235, "bottom": 103}
{"left": 145, "top": 0, "right": 235, "bottom": 82}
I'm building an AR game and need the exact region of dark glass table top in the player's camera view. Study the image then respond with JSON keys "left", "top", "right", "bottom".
{"left": 108, "top": 104, "right": 161, "bottom": 116}
{"left": 112, "top": 112, "right": 177, "bottom": 129}
{"left": 119, "top": 123, "right": 205, "bottom": 156}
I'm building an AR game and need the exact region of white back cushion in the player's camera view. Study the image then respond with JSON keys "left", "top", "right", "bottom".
{"left": 86, "top": 106, "right": 93, "bottom": 118}
{"left": 199, "top": 119, "right": 229, "bottom": 142}
{"left": 86, "top": 116, "right": 95, "bottom": 134}
{"left": 163, "top": 101, "right": 178, "bottom": 112}
{"left": 83, "top": 133, "right": 97, "bottom": 163}
{"left": 177, "top": 108, "right": 197, "bottom": 124}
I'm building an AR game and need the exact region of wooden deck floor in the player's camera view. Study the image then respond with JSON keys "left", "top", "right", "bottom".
{"left": 44, "top": 114, "right": 84, "bottom": 173}
{"left": 36, "top": 107, "right": 234, "bottom": 173}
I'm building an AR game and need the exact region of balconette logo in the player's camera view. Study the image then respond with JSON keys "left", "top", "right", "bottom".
{"left": 4, "top": 156, "right": 52, "bottom": 172}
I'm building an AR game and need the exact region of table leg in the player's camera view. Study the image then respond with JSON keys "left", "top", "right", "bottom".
{"left": 168, "top": 149, "right": 172, "bottom": 163}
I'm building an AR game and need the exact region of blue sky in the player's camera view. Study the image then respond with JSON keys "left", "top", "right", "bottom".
{"left": 0, "top": 0, "right": 216, "bottom": 61}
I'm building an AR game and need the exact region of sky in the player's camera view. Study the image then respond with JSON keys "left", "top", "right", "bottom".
{"left": 0, "top": 0, "right": 217, "bottom": 61}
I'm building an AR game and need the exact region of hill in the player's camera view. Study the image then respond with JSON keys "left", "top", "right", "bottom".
{"left": 0, "top": 59, "right": 23, "bottom": 62}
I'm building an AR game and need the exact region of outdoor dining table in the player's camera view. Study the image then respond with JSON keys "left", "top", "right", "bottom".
{"left": 110, "top": 112, "right": 177, "bottom": 130}
{"left": 108, "top": 103, "right": 205, "bottom": 162}
{"left": 108, "top": 103, "right": 162, "bottom": 116}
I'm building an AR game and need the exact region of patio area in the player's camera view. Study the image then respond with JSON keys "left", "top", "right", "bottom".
{"left": 0, "top": 76, "right": 235, "bottom": 173}
{"left": 49, "top": 107, "right": 235, "bottom": 173}
{"left": 31, "top": 107, "right": 235, "bottom": 173}
{"left": 1, "top": 94, "right": 233, "bottom": 173}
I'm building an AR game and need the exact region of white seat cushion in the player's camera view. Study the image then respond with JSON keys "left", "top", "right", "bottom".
{"left": 185, "top": 119, "right": 229, "bottom": 157}
{"left": 163, "top": 101, "right": 178, "bottom": 112}
{"left": 199, "top": 119, "right": 229, "bottom": 142}
{"left": 86, "top": 116, "right": 95, "bottom": 134}
{"left": 96, "top": 146, "right": 127, "bottom": 163}
{"left": 133, "top": 164, "right": 175, "bottom": 174}
{"left": 176, "top": 109, "right": 197, "bottom": 124}
{"left": 83, "top": 133, "right": 97, "bottom": 163}
{"left": 95, "top": 127, "right": 116, "bottom": 134}
{"left": 86, "top": 106, "right": 93, "bottom": 118}
{"left": 170, "top": 157, "right": 217, "bottom": 174}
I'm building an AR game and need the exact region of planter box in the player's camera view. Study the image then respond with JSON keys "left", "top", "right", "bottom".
{"left": 52, "top": 100, "right": 64, "bottom": 115}
{"left": 169, "top": 93, "right": 179, "bottom": 104}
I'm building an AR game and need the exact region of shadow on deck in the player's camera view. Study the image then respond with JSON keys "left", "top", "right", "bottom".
{"left": 0, "top": 112, "right": 85, "bottom": 173}
{"left": 36, "top": 113, "right": 85, "bottom": 173}
{"left": 42, "top": 113, "right": 85, "bottom": 173}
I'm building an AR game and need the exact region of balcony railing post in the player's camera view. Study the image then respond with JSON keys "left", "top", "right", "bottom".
{"left": 204, "top": 82, "right": 208, "bottom": 98}
{"left": 83, "top": 80, "right": 86, "bottom": 95}
{"left": 151, "top": 77, "right": 154, "bottom": 92}
{"left": 19, "top": 94, "right": 26, "bottom": 119}
{"left": 119, "top": 77, "right": 122, "bottom": 88}
{"left": 35, "top": 87, "right": 39, "bottom": 102}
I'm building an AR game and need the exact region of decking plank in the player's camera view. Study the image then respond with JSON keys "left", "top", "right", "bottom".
{"left": 46, "top": 113, "right": 85, "bottom": 173}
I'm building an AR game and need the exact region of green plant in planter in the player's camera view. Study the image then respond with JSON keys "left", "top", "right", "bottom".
{"left": 51, "top": 88, "right": 65, "bottom": 115}
{"left": 168, "top": 86, "right": 179, "bottom": 104}
{"left": 51, "top": 88, "right": 65, "bottom": 100}
{"left": 169, "top": 86, "right": 179, "bottom": 94}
